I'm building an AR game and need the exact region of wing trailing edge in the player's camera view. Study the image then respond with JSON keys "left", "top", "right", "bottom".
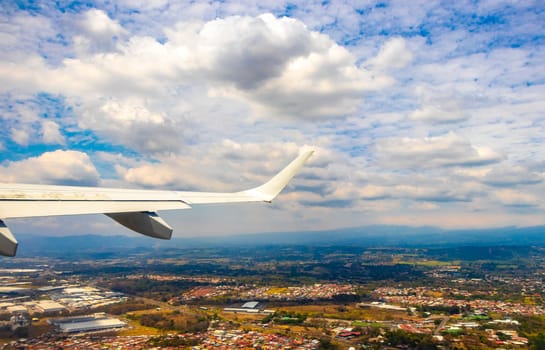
{"left": 0, "top": 149, "right": 313, "bottom": 256}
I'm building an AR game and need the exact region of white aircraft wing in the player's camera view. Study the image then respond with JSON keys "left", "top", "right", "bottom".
{"left": 0, "top": 150, "right": 314, "bottom": 257}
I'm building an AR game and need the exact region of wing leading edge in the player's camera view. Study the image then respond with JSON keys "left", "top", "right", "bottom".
{"left": 0, "top": 150, "right": 314, "bottom": 257}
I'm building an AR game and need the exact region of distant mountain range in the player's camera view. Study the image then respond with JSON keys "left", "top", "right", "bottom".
{"left": 13, "top": 225, "right": 545, "bottom": 258}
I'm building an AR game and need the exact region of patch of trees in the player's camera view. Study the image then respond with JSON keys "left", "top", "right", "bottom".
{"left": 93, "top": 299, "right": 155, "bottom": 315}
{"left": 137, "top": 312, "right": 209, "bottom": 333}
{"left": 268, "top": 310, "right": 307, "bottom": 325}
{"left": 517, "top": 315, "right": 545, "bottom": 335}
{"left": 317, "top": 337, "right": 339, "bottom": 349}
{"left": 108, "top": 277, "right": 201, "bottom": 300}
{"left": 148, "top": 335, "right": 201, "bottom": 347}
{"left": 417, "top": 304, "right": 469, "bottom": 315}
{"left": 261, "top": 313, "right": 274, "bottom": 324}
{"left": 386, "top": 330, "right": 438, "bottom": 350}
{"left": 332, "top": 293, "right": 360, "bottom": 302}
{"left": 528, "top": 333, "right": 545, "bottom": 350}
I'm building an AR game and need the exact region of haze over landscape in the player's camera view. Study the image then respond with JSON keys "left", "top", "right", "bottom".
{"left": 1, "top": 1, "right": 545, "bottom": 238}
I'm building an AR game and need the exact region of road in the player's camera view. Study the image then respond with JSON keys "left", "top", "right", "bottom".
{"left": 434, "top": 316, "right": 449, "bottom": 335}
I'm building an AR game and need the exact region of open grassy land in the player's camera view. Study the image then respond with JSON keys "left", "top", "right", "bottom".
{"left": 277, "top": 303, "right": 409, "bottom": 321}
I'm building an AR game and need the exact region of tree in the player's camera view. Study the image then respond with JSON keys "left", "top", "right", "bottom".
{"left": 318, "top": 337, "right": 339, "bottom": 350}
{"left": 529, "top": 333, "right": 545, "bottom": 350}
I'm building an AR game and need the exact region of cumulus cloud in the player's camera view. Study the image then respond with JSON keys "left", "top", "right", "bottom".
{"left": 80, "top": 9, "right": 125, "bottom": 39}
{"left": 0, "top": 12, "right": 55, "bottom": 61}
{"left": 376, "top": 133, "right": 504, "bottom": 169}
{"left": 41, "top": 120, "right": 65, "bottom": 145}
{"left": 330, "top": 181, "right": 474, "bottom": 205}
{"left": 158, "top": 13, "right": 392, "bottom": 120}
{"left": 1, "top": 150, "right": 100, "bottom": 186}
{"left": 494, "top": 189, "right": 540, "bottom": 207}
{"left": 0, "top": 13, "right": 394, "bottom": 123}
{"left": 365, "top": 37, "right": 413, "bottom": 70}
{"left": 409, "top": 105, "right": 466, "bottom": 124}
{"left": 78, "top": 99, "right": 181, "bottom": 153}
{"left": 0, "top": 12, "right": 401, "bottom": 156}
{"left": 180, "top": 14, "right": 315, "bottom": 89}
{"left": 119, "top": 141, "right": 311, "bottom": 191}
{"left": 404, "top": 84, "right": 476, "bottom": 125}
{"left": 0, "top": 96, "right": 69, "bottom": 150}
{"left": 72, "top": 9, "right": 127, "bottom": 54}
{"left": 409, "top": 202, "right": 440, "bottom": 210}
{"left": 237, "top": 39, "right": 393, "bottom": 118}
{"left": 483, "top": 165, "right": 543, "bottom": 187}
{"left": 10, "top": 128, "right": 30, "bottom": 146}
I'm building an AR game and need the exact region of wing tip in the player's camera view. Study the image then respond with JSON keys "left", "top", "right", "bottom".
{"left": 247, "top": 148, "right": 314, "bottom": 202}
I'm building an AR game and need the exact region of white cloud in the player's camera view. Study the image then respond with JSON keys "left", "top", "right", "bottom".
{"left": 482, "top": 165, "right": 543, "bottom": 187}
{"left": 494, "top": 189, "right": 540, "bottom": 207}
{"left": 81, "top": 9, "right": 125, "bottom": 39}
{"left": 0, "top": 12, "right": 55, "bottom": 61}
{"left": 78, "top": 98, "right": 181, "bottom": 153}
{"left": 178, "top": 14, "right": 315, "bottom": 89}
{"left": 409, "top": 105, "right": 466, "bottom": 124}
{"left": 10, "top": 128, "right": 30, "bottom": 146}
{"left": 1, "top": 13, "right": 395, "bottom": 124}
{"left": 376, "top": 133, "right": 504, "bottom": 169}
{"left": 120, "top": 141, "right": 309, "bottom": 191}
{"left": 0, "top": 13, "right": 399, "bottom": 156}
{"left": 365, "top": 37, "right": 413, "bottom": 70}
{"left": 41, "top": 120, "right": 65, "bottom": 145}
{"left": 409, "top": 202, "right": 439, "bottom": 210}
{"left": 72, "top": 9, "right": 127, "bottom": 54}
{"left": 1, "top": 150, "right": 100, "bottom": 186}
{"left": 330, "top": 181, "right": 474, "bottom": 204}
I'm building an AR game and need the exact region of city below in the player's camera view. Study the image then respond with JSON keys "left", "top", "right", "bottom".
{"left": 1, "top": 229, "right": 545, "bottom": 349}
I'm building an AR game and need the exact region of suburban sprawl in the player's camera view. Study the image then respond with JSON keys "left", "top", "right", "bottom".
{"left": 1, "top": 242, "right": 545, "bottom": 349}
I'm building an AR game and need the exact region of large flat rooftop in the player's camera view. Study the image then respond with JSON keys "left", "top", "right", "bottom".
{"left": 58, "top": 317, "right": 126, "bottom": 333}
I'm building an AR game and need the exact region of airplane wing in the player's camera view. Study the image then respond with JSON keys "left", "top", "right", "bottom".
{"left": 0, "top": 150, "right": 314, "bottom": 257}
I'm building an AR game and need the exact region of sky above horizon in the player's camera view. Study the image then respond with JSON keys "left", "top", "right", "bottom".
{"left": 1, "top": 1, "right": 545, "bottom": 237}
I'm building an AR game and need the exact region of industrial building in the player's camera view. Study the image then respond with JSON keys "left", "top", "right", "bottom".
{"left": 49, "top": 314, "right": 127, "bottom": 334}
{"left": 241, "top": 301, "right": 259, "bottom": 309}
{"left": 6, "top": 305, "right": 28, "bottom": 314}
{"left": 35, "top": 300, "right": 66, "bottom": 313}
{"left": 58, "top": 317, "right": 126, "bottom": 333}
{"left": 0, "top": 286, "right": 31, "bottom": 295}
{"left": 224, "top": 301, "right": 274, "bottom": 314}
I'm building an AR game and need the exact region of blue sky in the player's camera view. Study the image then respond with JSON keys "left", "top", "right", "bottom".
{"left": 1, "top": 1, "right": 545, "bottom": 237}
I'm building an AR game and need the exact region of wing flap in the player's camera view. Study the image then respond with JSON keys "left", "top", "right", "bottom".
{"left": 106, "top": 212, "right": 173, "bottom": 240}
{"left": 0, "top": 220, "right": 17, "bottom": 257}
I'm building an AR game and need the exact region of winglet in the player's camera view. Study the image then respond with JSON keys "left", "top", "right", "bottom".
{"left": 244, "top": 149, "right": 314, "bottom": 202}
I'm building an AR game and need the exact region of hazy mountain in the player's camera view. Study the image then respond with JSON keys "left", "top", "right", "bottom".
{"left": 13, "top": 225, "right": 545, "bottom": 258}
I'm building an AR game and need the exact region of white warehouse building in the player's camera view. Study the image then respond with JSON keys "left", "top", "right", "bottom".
{"left": 50, "top": 314, "right": 126, "bottom": 333}
{"left": 58, "top": 318, "right": 126, "bottom": 333}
